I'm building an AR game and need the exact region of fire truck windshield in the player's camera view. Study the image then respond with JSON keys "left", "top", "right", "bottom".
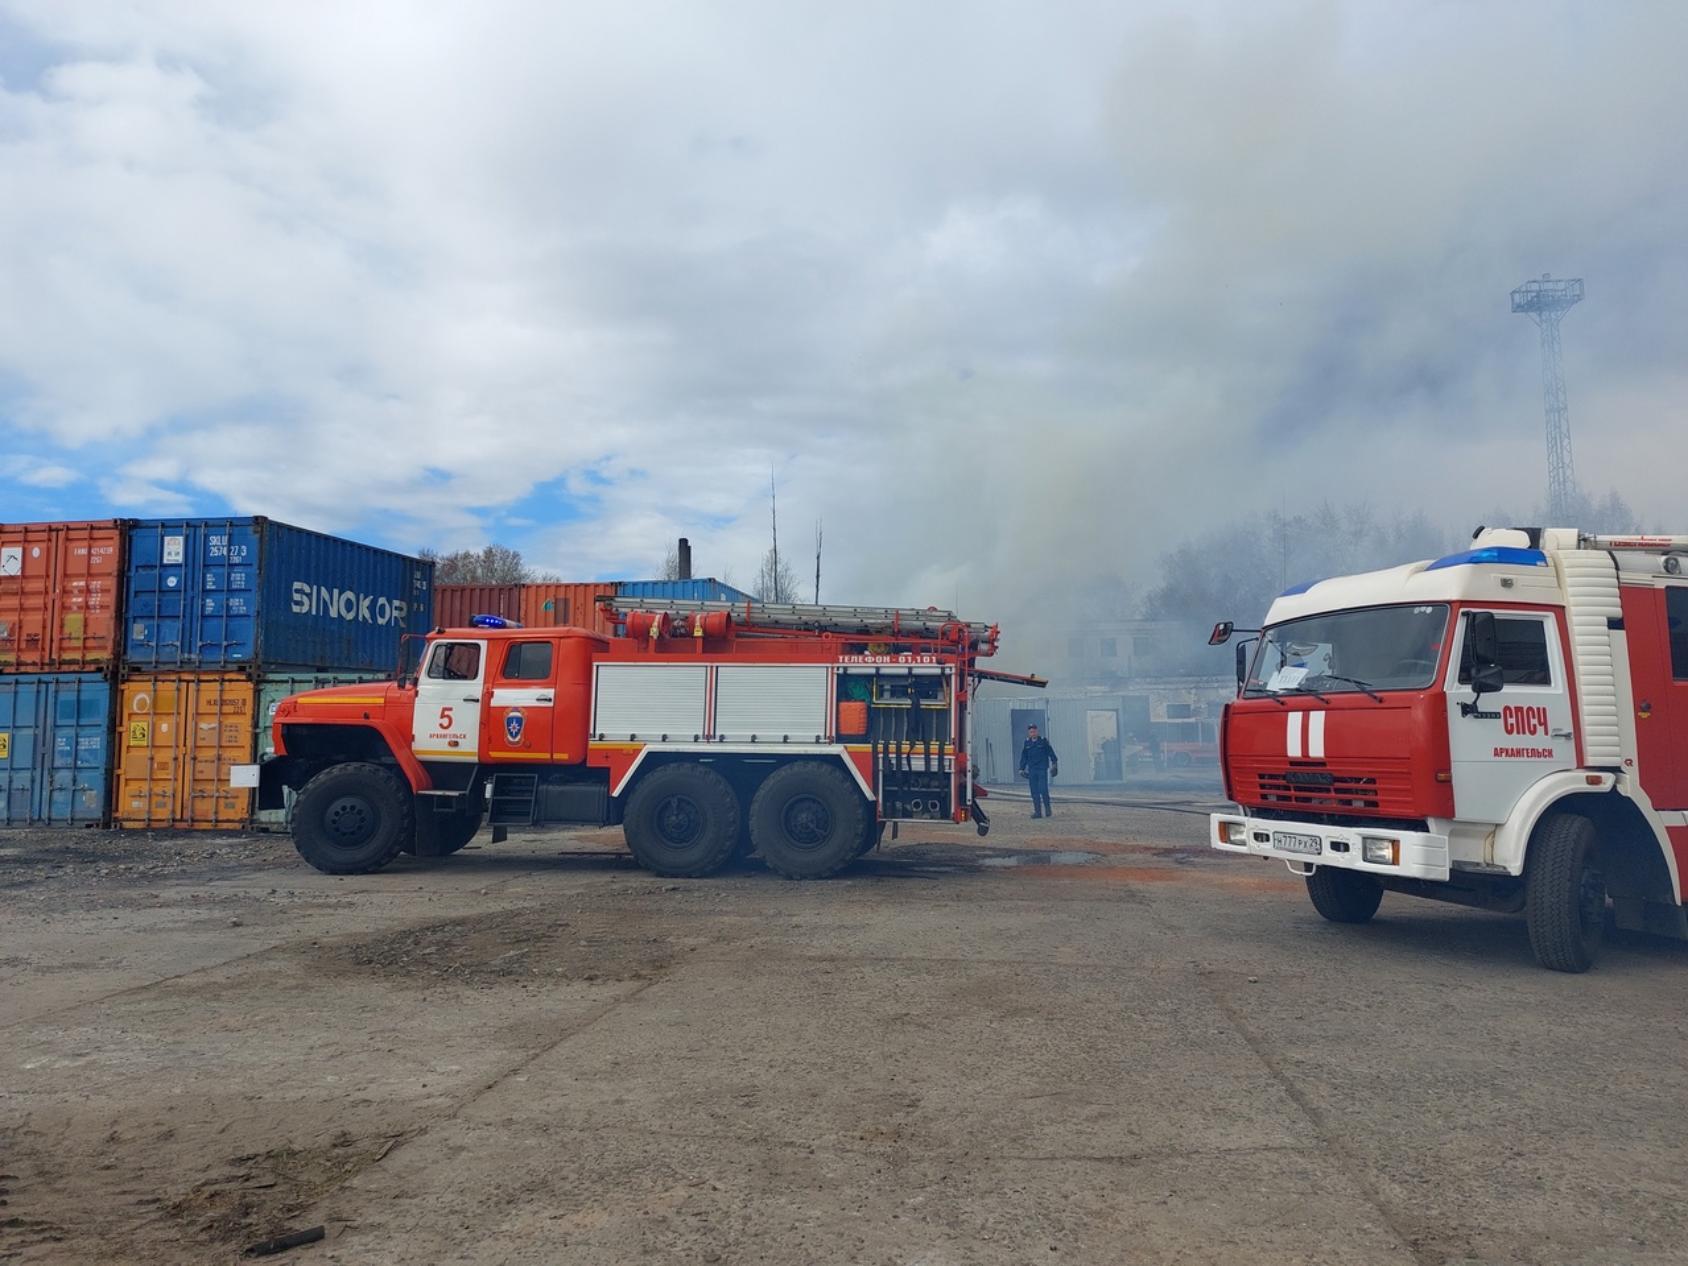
{"left": 1246, "top": 604, "right": 1449, "bottom": 696}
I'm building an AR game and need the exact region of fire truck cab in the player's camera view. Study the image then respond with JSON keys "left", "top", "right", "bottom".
{"left": 249, "top": 598, "right": 1008, "bottom": 881}
{"left": 1210, "top": 528, "right": 1688, "bottom": 972}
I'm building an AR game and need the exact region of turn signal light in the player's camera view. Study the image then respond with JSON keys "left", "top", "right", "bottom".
{"left": 1362, "top": 837, "right": 1400, "bottom": 866}
{"left": 1434, "top": 770, "right": 1452, "bottom": 783}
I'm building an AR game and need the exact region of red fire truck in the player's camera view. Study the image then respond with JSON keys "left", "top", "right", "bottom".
{"left": 1209, "top": 528, "right": 1688, "bottom": 972}
{"left": 245, "top": 598, "right": 1025, "bottom": 880}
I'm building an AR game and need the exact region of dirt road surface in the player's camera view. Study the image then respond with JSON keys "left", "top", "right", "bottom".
{"left": 5, "top": 796, "right": 1688, "bottom": 1265}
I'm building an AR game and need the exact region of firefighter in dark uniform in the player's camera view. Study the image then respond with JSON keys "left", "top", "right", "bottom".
{"left": 1019, "top": 724, "right": 1059, "bottom": 818}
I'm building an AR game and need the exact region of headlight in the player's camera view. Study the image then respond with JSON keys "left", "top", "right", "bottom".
{"left": 1361, "top": 837, "right": 1399, "bottom": 866}
{"left": 1221, "top": 821, "right": 1249, "bottom": 845}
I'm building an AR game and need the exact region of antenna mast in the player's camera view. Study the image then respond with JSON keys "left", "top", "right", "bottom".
{"left": 1511, "top": 274, "right": 1585, "bottom": 523}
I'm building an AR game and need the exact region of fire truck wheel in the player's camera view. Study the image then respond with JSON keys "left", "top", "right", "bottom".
{"left": 291, "top": 762, "right": 414, "bottom": 875}
{"left": 1305, "top": 866, "right": 1384, "bottom": 924}
{"left": 408, "top": 806, "right": 485, "bottom": 858}
{"left": 622, "top": 763, "right": 741, "bottom": 878}
{"left": 750, "top": 762, "right": 869, "bottom": 880}
{"left": 1525, "top": 813, "right": 1606, "bottom": 973}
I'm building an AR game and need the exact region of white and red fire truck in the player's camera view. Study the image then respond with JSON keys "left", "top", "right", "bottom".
{"left": 1209, "top": 528, "right": 1688, "bottom": 972}
{"left": 246, "top": 597, "right": 1031, "bottom": 880}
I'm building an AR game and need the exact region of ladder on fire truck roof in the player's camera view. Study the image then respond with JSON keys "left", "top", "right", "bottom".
{"left": 1579, "top": 534, "right": 1688, "bottom": 553}
{"left": 606, "top": 596, "right": 998, "bottom": 646}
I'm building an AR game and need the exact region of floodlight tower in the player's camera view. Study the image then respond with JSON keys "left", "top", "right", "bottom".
{"left": 1510, "top": 274, "right": 1584, "bottom": 523}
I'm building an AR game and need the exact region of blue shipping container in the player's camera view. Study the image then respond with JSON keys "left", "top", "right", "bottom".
{"left": 0, "top": 673, "right": 113, "bottom": 826}
{"left": 615, "top": 578, "right": 755, "bottom": 604}
{"left": 124, "top": 518, "right": 435, "bottom": 672}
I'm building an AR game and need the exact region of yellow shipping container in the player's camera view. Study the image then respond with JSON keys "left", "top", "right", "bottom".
{"left": 115, "top": 673, "right": 255, "bottom": 829}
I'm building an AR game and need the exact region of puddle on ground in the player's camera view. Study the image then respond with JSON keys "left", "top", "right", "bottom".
{"left": 977, "top": 850, "right": 1102, "bottom": 868}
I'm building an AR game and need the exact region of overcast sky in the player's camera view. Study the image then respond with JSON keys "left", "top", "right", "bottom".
{"left": 3, "top": 1, "right": 1685, "bottom": 646}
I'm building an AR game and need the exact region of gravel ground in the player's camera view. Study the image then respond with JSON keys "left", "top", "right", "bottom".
{"left": 4, "top": 798, "right": 1688, "bottom": 1265}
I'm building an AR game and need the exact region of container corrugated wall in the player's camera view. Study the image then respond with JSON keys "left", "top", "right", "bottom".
{"left": 433, "top": 584, "right": 523, "bottom": 629}
{"left": 114, "top": 673, "right": 256, "bottom": 829}
{"left": 615, "top": 578, "right": 754, "bottom": 603}
{"left": 519, "top": 582, "right": 618, "bottom": 632}
{"left": 0, "top": 521, "right": 127, "bottom": 671}
{"left": 0, "top": 673, "right": 114, "bottom": 825}
{"left": 124, "top": 518, "right": 434, "bottom": 672}
{"left": 253, "top": 670, "right": 381, "bottom": 827}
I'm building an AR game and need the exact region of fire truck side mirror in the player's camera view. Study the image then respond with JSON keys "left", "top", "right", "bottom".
{"left": 1466, "top": 611, "right": 1503, "bottom": 695}
{"left": 1208, "top": 621, "right": 1234, "bottom": 646}
{"left": 1235, "top": 639, "right": 1251, "bottom": 688}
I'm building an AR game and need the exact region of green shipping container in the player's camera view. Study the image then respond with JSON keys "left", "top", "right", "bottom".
{"left": 253, "top": 671, "right": 383, "bottom": 829}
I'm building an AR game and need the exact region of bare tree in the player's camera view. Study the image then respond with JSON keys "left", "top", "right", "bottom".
{"left": 659, "top": 543, "right": 682, "bottom": 581}
{"left": 418, "top": 544, "right": 548, "bottom": 584}
{"left": 1141, "top": 502, "right": 1452, "bottom": 674}
{"left": 755, "top": 547, "right": 799, "bottom": 603}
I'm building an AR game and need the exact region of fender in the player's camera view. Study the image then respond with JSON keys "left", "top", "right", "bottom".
{"left": 1492, "top": 770, "right": 1616, "bottom": 873}
{"left": 1490, "top": 770, "right": 1682, "bottom": 902}
{"left": 383, "top": 723, "right": 434, "bottom": 791}
{"left": 278, "top": 717, "right": 434, "bottom": 793}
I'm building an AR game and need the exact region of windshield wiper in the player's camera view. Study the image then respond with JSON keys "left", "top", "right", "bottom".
{"left": 1308, "top": 674, "right": 1385, "bottom": 703}
{"left": 1242, "top": 687, "right": 1288, "bottom": 707}
{"left": 1278, "top": 686, "right": 1331, "bottom": 704}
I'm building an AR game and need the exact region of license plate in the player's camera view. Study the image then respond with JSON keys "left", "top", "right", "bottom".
{"left": 1272, "top": 831, "right": 1322, "bottom": 856}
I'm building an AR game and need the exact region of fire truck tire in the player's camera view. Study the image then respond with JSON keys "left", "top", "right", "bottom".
{"left": 1525, "top": 812, "right": 1605, "bottom": 973}
{"left": 291, "top": 762, "right": 414, "bottom": 875}
{"left": 407, "top": 806, "right": 484, "bottom": 858}
{"left": 622, "top": 763, "right": 741, "bottom": 878}
{"left": 750, "top": 761, "right": 870, "bottom": 880}
{"left": 1305, "top": 866, "right": 1383, "bottom": 924}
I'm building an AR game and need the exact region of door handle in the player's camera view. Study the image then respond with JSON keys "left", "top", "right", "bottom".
{"left": 1552, "top": 729, "right": 1573, "bottom": 739}
{"left": 464, "top": 695, "right": 481, "bottom": 703}
{"left": 537, "top": 695, "right": 554, "bottom": 703}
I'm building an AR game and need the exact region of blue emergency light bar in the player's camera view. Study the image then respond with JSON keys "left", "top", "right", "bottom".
{"left": 1425, "top": 546, "right": 1547, "bottom": 571}
{"left": 470, "top": 614, "right": 523, "bottom": 629}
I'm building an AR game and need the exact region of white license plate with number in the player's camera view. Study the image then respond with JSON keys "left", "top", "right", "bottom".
{"left": 1272, "top": 831, "right": 1322, "bottom": 856}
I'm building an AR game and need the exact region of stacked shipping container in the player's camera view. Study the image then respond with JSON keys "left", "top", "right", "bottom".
{"left": 0, "top": 522, "right": 128, "bottom": 824}
{"left": 112, "top": 518, "right": 430, "bottom": 829}
{"left": 0, "top": 516, "right": 431, "bottom": 830}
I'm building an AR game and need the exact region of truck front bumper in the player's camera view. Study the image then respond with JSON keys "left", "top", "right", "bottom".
{"left": 1210, "top": 812, "right": 1451, "bottom": 883}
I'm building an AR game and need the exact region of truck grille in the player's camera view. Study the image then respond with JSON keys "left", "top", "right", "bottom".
{"left": 1235, "top": 759, "right": 1417, "bottom": 817}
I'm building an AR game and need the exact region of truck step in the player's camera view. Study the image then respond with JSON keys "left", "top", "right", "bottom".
{"left": 489, "top": 772, "right": 539, "bottom": 827}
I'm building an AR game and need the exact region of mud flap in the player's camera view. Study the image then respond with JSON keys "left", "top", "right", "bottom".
{"left": 491, "top": 825, "right": 509, "bottom": 844}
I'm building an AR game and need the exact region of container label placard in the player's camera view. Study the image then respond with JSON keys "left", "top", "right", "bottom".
{"left": 128, "top": 721, "right": 150, "bottom": 746}
{"left": 162, "top": 536, "right": 185, "bottom": 565}
{"left": 0, "top": 732, "right": 10, "bottom": 760}
{"left": 0, "top": 547, "right": 21, "bottom": 577}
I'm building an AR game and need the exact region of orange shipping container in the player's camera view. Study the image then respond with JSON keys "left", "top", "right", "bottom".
{"left": 0, "top": 521, "right": 126, "bottom": 670}
{"left": 433, "top": 584, "right": 522, "bottom": 629}
{"left": 115, "top": 674, "right": 255, "bottom": 829}
{"left": 519, "top": 582, "right": 619, "bottom": 632}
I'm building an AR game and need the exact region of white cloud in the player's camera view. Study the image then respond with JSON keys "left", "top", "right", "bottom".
{"left": 0, "top": 0, "right": 1685, "bottom": 662}
{"left": 14, "top": 460, "right": 80, "bottom": 488}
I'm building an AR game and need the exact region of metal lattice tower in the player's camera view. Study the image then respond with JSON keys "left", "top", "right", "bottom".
{"left": 1510, "top": 274, "right": 1584, "bottom": 523}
